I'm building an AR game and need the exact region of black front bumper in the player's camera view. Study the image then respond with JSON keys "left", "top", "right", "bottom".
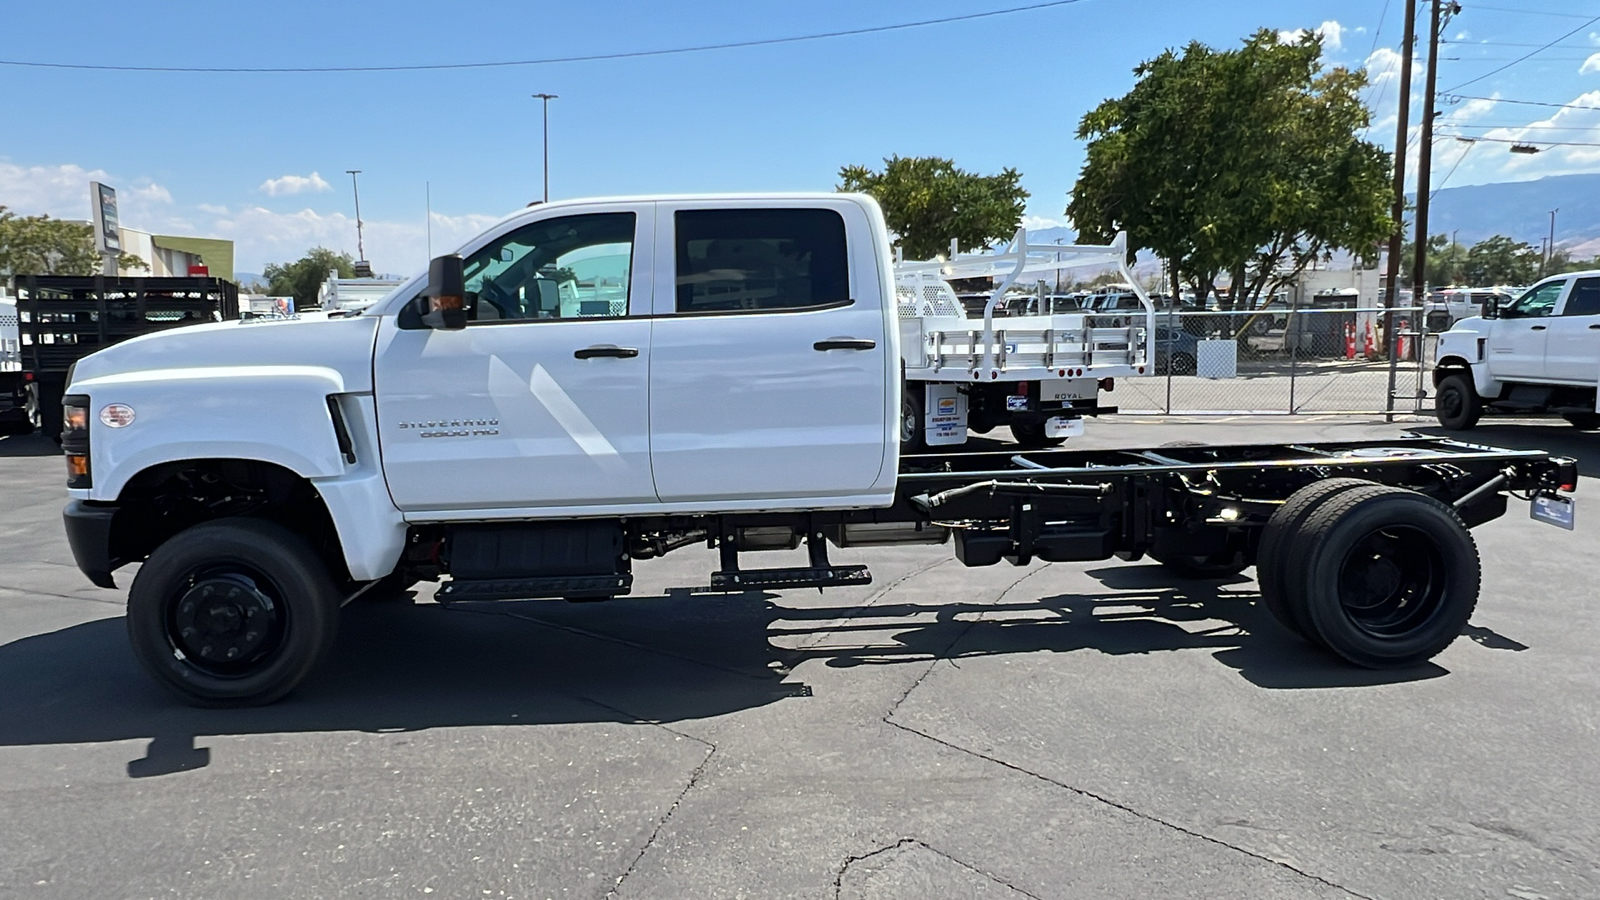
{"left": 63, "top": 500, "right": 119, "bottom": 589}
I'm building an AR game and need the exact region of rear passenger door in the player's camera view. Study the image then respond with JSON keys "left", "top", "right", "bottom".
{"left": 1545, "top": 276, "right": 1600, "bottom": 383}
{"left": 648, "top": 202, "right": 891, "bottom": 504}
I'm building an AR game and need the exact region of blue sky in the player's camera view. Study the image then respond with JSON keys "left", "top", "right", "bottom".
{"left": 3, "top": 0, "right": 1599, "bottom": 274}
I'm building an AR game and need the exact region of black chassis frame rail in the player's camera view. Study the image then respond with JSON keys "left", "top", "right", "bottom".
{"left": 817, "top": 435, "right": 1578, "bottom": 568}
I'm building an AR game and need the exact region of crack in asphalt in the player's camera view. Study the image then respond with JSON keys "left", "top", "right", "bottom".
{"left": 875, "top": 567, "right": 1376, "bottom": 900}
{"left": 832, "top": 836, "right": 1045, "bottom": 899}
{"left": 794, "top": 556, "right": 955, "bottom": 655}
{"left": 577, "top": 697, "right": 718, "bottom": 900}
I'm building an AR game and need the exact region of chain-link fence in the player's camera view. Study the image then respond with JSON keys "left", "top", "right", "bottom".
{"left": 1089, "top": 305, "right": 1439, "bottom": 416}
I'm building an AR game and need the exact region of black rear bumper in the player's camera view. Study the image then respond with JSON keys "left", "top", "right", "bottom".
{"left": 63, "top": 500, "right": 119, "bottom": 589}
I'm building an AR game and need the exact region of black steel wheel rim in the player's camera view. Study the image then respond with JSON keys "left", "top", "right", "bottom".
{"left": 164, "top": 562, "right": 290, "bottom": 677}
{"left": 1440, "top": 386, "right": 1464, "bottom": 420}
{"left": 1335, "top": 525, "right": 1447, "bottom": 637}
{"left": 900, "top": 398, "right": 916, "bottom": 443}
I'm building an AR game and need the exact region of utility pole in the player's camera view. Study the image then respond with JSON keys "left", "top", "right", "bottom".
{"left": 532, "top": 93, "right": 558, "bottom": 203}
{"left": 346, "top": 169, "right": 368, "bottom": 273}
{"left": 1412, "top": 0, "right": 1447, "bottom": 310}
{"left": 1382, "top": 0, "right": 1418, "bottom": 419}
{"left": 1544, "top": 207, "right": 1558, "bottom": 275}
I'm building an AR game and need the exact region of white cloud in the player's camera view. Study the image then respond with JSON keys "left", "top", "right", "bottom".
{"left": 1278, "top": 20, "right": 1345, "bottom": 51}
{"left": 210, "top": 205, "right": 505, "bottom": 272}
{"left": 1425, "top": 90, "right": 1600, "bottom": 188}
{"left": 1021, "top": 214, "right": 1066, "bottom": 231}
{"left": 1453, "top": 30, "right": 1471, "bottom": 41}
{"left": 258, "top": 172, "right": 333, "bottom": 197}
{"left": 0, "top": 161, "right": 111, "bottom": 219}
{"left": 1590, "top": 31, "right": 1600, "bottom": 47}
{"left": 1582, "top": 53, "right": 1600, "bottom": 75}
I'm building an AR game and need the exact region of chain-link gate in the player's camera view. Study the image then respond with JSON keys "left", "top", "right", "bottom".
{"left": 1091, "top": 305, "right": 1435, "bottom": 416}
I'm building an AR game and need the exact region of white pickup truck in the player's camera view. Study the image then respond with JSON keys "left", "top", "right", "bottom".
{"left": 58, "top": 193, "right": 1578, "bottom": 706}
{"left": 1433, "top": 270, "right": 1600, "bottom": 430}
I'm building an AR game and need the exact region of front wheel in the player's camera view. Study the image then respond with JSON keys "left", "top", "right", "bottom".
{"left": 1562, "top": 412, "right": 1600, "bottom": 430}
{"left": 1010, "top": 420, "right": 1065, "bottom": 448}
{"left": 1434, "top": 374, "right": 1481, "bottom": 431}
{"left": 127, "top": 518, "right": 341, "bottom": 707}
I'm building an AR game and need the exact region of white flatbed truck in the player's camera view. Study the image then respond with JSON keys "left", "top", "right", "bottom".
{"left": 55, "top": 193, "right": 1578, "bottom": 706}
{"left": 895, "top": 230, "right": 1154, "bottom": 450}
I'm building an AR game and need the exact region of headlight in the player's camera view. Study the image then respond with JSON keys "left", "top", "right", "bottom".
{"left": 62, "top": 395, "right": 91, "bottom": 489}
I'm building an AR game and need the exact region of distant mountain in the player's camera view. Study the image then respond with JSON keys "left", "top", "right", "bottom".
{"left": 1408, "top": 173, "right": 1600, "bottom": 251}
{"left": 234, "top": 271, "right": 265, "bottom": 288}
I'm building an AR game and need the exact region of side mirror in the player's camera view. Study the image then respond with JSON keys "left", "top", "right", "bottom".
{"left": 420, "top": 254, "right": 467, "bottom": 330}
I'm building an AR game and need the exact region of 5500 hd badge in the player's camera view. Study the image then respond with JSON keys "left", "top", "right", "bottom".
{"left": 397, "top": 418, "right": 500, "bottom": 438}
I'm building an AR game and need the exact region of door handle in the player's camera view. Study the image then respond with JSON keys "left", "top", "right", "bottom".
{"left": 813, "top": 338, "right": 877, "bottom": 351}
{"left": 574, "top": 345, "right": 639, "bottom": 359}
{"left": 1589, "top": 324, "right": 1600, "bottom": 330}
{"left": 1531, "top": 325, "right": 1547, "bottom": 331}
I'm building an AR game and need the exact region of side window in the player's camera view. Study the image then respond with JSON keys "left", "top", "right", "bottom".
{"left": 460, "top": 212, "right": 634, "bottom": 323}
{"left": 1506, "top": 281, "right": 1563, "bottom": 319}
{"left": 1562, "top": 277, "right": 1600, "bottom": 317}
{"left": 675, "top": 208, "right": 849, "bottom": 314}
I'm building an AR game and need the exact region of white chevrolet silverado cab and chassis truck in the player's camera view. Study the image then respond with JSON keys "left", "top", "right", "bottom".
{"left": 58, "top": 193, "right": 1578, "bottom": 706}
{"left": 1433, "top": 270, "right": 1600, "bottom": 431}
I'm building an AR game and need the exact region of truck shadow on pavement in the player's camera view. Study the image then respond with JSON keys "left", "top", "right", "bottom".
{"left": 1409, "top": 421, "right": 1600, "bottom": 478}
{"left": 797, "top": 564, "right": 1450, "bottom": 691}
{"left": 0, "top": 562, "right": 1480, "bottom": 778}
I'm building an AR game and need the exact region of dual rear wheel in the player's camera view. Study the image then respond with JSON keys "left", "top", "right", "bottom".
{"left": 1255, "top": 480, "right": 1480, "bottom": 668}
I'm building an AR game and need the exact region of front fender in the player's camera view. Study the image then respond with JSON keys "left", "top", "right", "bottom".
{"left": 70, "top": 365, "right": 350, "bottom": 501}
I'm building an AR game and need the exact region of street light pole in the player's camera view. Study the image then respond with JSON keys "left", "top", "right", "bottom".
{"left": 345, "top": 169, "right": 366, "bottom": 265}
{"left": 532, "top": 93, "right": 558, "bottom": 203}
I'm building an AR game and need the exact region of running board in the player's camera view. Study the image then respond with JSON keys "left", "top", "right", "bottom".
{"left": 436, "top": 574, "right": 633, "bottom": 602}
{"left": 709, "top": 566, "right": 872, "bottom": 591}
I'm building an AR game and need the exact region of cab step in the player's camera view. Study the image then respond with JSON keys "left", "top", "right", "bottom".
{"left": 436, "top": 574, "right": 633, "bottom": 602}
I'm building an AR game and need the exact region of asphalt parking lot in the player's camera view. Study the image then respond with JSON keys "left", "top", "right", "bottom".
{"left": 1, "top": 416, "right": 1597, "bottom": 900}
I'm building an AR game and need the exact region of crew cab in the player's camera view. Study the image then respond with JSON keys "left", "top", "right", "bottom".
{"left": 58, "top": 194, "right": 1578, "bottom": 707}
{"left": 1433, "top": 271, "right": 1600, "bottom": 430}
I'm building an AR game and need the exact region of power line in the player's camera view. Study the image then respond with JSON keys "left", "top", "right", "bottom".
{"left": 1436, "top": 132, "right": 1600, "bottom": 148}
{"left": 1430, "top": 140, "right": 1474, "bottom": 201}
{"left": 0, "top": 0, "right": 1090, "bottom": 73}
{"left": 1444, "top": 122, "right": 1600, "bottom": 131}
{"left": 1441, "top": 39, "right": 1595, "bottom": 49}
{"left": 1361, "top": 0, "right": 1396, "bottom": 141}
{"left": 1443, "top": 94, "right": 1600, "bottom": 112}
{"left": 1441, "top": 14, "right": 1600, "bottom": 92}
{"left": 1462, "top": 4, "right": 1599, "bottom": 19}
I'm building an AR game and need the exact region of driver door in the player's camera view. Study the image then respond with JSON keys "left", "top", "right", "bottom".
{"left": 373, "top": 204, "right": 658, "bottom": 514}
{"left": 1488, "top": 279, "right": 1565, "bottom": 381}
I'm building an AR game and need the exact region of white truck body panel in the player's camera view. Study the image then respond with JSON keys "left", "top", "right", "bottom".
{"left": 66, "top": 193, "right": 901, "bottom": 578}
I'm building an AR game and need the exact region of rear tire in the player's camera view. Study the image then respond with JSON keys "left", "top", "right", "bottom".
{"left": 900, "top": 385, "right": 926, "bottom": 453}
{"left": 1434, "top": 374, "right": 1481, "bottom": 431}
{"left": 1562, "top": 412, "right": 1600, "bottom": 430}
{"left": 1010, "top": 420, "right": 1065, "bottom": 448}
{"left": 1255, "top": 478, "right": 1376, "bottom": 639}
{"left": 127, "top": 518, "right": 341, "bottom": 707}
{"left": 1170, "top": 352, "right": 1196, "bottom": 376}
{"left": 1284, "top": 486, "right": 1479, "bottom": 669}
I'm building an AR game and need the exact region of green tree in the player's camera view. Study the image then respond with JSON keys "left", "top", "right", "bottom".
{"left": 1068, "top": 29, "right": 1393, "bottom": 312}
{"left": 837, "top": 156, "right": 1028, "bottom": 261}
{"left": 263, "top": 247, "right": 356, "bottom": 308}
{"left": 1399, "top": 233, "right": 1470, "bottom": 288}
{"left": 1460, "top": 235, "right": 1540, "bottom": 286}
{"left": 0, "top": 205, "right": 147, "bottom": 276}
